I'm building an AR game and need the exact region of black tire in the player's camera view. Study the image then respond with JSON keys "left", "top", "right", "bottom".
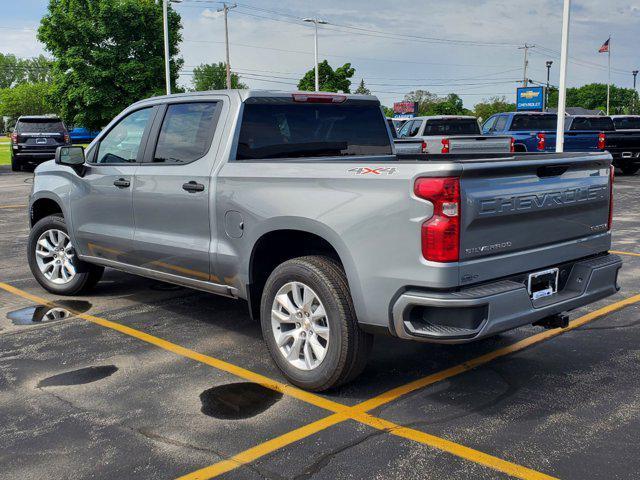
{"left": 620, "top": 165, "right": 640, "bottom": 176}
{"left": 260, "top": 255, "right": 373, "bottom": 391}
{"left": 11, "top": 154, "right": 22, "bottom": 172}
{"left": 27, "top": 214, "right": 104, "bottom": 295}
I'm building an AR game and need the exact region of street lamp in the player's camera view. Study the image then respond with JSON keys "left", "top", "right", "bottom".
{"left": 163, "top": 0, "right": 182, "bottom": 95}
{"left": 633, "top": 70, "right": 639, "bottom": 114}
{"left": 303, "top": 18, "right": 328, "bottom": 92}
{"left": 545, "top": 60, "right": 553, "bottom": 111}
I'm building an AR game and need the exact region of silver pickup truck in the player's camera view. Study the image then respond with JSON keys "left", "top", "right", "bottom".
{"left": 394, "top": 115, "right": 514, "bottom": 154}
{"left": 27, "top": 90, "right": 621, "bottom": 391}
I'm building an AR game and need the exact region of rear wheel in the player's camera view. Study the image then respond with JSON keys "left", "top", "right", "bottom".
{"left": 620, "top": 165, "right": 640, "bottom": 175}
{"left": 10, "top": 154, "right": 22, "bottom": 172}
{"left": 260, "top": 256, "right": 372, "bottom": 391}
{"left": 27, "top": 214, "right": 104, "bottom": 295}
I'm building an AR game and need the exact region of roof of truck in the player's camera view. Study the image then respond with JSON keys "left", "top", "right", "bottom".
{"left": 412, "top": 115, "right": 478, "bottom": 121}
{"left": 137, "top": 89, "right": 380, "bottom": 104}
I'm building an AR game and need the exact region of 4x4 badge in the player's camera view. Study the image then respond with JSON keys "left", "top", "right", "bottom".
{"left": 348, "top": 167, "right": 398, "bottom": 175}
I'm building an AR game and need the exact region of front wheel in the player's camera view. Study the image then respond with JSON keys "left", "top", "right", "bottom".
{"left": 260, "top": 256, "right": 372, "bottom": 391}
{"left": 27, "top": 214, "right": 104, "bottom": 295}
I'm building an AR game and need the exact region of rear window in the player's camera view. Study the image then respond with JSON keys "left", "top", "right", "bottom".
{"left": 422, "top": 119, "right": 480, "bottom": 136}
{"left": 612, "top": 117, "right": 640, "bottom": 129}
{"left": 570, "top": 117, "right": 615, "bottom": 131}
{"left": 236, "top": 103, "right": 392, "bottom": 160}
{"left": 510, "top": 114, "right": 557, "bottom": 131}
{"left": 17, "top": 119, "right": 65, "bottom": 133}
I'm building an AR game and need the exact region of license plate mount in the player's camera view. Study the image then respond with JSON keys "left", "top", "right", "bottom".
{"left": 527, "top": 268, "right": 559, "bottom": 300}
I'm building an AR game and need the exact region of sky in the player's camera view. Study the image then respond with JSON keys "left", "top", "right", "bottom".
{"left": 2, "top": 0, "right": 639, "bottom": 108}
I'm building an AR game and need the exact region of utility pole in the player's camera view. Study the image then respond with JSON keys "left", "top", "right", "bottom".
{"left": 518, "top": 43, "right": 534, "bottom": 87}
{"left": 162, "top": 0, "right": 182, "bottom": 95}
{"left": 546, "top": 60, "right": 553, "bottom": 111}
{"left": 633, "top": 70, "right": 639, "bottom": 114}
{"left": 163, "top": 0, "right": 171, "bottom": 95}
{"left": 303, "top": 18, "right": 328, "bottom": 91}
{"left": 556, "top": 0, "right": 571, "bottom": 152}
{"left": 217, "top": 3, "right": 237, "bottom": 89}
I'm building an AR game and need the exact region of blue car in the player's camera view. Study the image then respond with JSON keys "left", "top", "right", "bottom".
{"left": 482, "top": 112, "right": 605, "bottom": 153}
{"left": 69, "top": 127, "right": 100, "bottom": 144}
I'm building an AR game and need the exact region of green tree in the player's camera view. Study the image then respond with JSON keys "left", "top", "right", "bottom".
{"left": 354, "top": 78, "right": 371, "bottom": 95}
{"left": 0, "top": 54, "right": 52, "bottom": 88}
{"left": 192, "top": 62, "right": 247, "bottom": 91}
{"left": 428, "top": 93, "right": 470, "bottom": 115}
{"left": 38, "top": 0, "right": 184, "bottom": 130}
{"left": 297, "top": 60, "right": 355, "bottom": 93}
{"left": 403, "top": 90, "right": 438, "bottom": 115}
{"left": 547, "top": 83, "right": 639, "bottom": 114}
{"left": 0, "top": 82, "right": 56, "bottom": 123}
{"left": 474, "top": 96, "right": 516, "bottom": 121}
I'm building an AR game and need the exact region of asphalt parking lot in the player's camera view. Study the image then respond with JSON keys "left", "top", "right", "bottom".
{"left": 1, "top": 167, "right": 639, "bottom": 480}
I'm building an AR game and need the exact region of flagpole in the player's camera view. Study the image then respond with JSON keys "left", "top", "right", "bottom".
{"left": 607, "top": 36, "right": 611, "bottom": 115}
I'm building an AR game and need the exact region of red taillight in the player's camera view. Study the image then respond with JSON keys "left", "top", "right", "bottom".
{"left": 441, "top": 138, "right": 450, "bottom": 154}
{"left": 414, "top": 177, "right": 460, "bottom": 262}
{"left": 537, "top": 132, "right": 546, "bottom": 151}
{"left": 64, "top": 133, "right": 70, "bottom": 143}
{"left": 421, "top": 140, "right": 427, "bottom": 153}
{"left": 510, "top": 137, "right": 515, "bottom": 153}
{"left": 291, "top": 93, "right": 346, "bottom": 103}
{"left": 598, "top": 132, "right": 606, "bottom": 150}
{"left": 11, "top": 131, "right": 17, "bottom": 143}
{"left": 608, "top": 166, "right": 614, "bottom": 230}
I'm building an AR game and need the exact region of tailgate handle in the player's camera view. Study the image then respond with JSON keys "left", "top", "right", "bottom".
{"left": 537, "top": 164, "right": 569, "bottom": 177}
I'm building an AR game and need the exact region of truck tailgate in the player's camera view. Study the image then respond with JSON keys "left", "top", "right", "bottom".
{"left": 449, "top": 135, "right": 512, "bottom": 153}
{"left": 460, "top": 154, "right": 611, "bottom": 261}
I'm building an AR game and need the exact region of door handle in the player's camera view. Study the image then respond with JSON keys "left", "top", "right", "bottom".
{"left": 182, "top": 181, "right": 205, "bottom": 192}
{"left": 113, "top": 178, "right": 130, "bottom": 188}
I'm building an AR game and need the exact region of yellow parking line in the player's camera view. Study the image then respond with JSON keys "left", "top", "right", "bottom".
{"left": 183, "top": 292, "right": 640, "bottom": 480}
{"left": 0, "top": 204, "right": 27, "bottom": 209}
{"left": 0, "top": 281, "right": 558, "bottom": 480}
{"left": 611, "top": 250, "right": 640, "bottom": 257}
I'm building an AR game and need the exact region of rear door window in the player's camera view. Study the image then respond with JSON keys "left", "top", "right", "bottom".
{"left": 422, "top": 118, "right": 480, "bottom": 135}
{"left": 152, "top": 102, "right": 219, "bottom": 164}
{"left": 236, "top": 102, "right": 392, "bottom": 160}
{"left": 510, "top": 114, "right": 558, "bottom": 131}
{"left": 17, "top": 119, "right": 65, "bottom": 133}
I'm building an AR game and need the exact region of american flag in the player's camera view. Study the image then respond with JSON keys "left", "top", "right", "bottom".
{"left": 598, "top": 38, "right": 610, "bottom": 53}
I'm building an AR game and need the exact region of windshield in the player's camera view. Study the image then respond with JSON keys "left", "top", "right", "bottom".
{"left": 236, "top": 103, "right": 392, "bottom": 160}
{"left": 510, "top": 114, "right": 558, "bottom": 131}
{"left": 422, "top": 118, "right": 480, "bottom": 136}
{"left": 17, "top": 119, "right": 65, "bottom": 134}
{"left": 612, "top": 117, "right": 640, "bottom": 130}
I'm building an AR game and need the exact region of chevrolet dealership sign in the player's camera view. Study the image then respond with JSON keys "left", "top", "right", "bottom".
{"left": 516, "top": 87, "right": 545, "bottom": 111}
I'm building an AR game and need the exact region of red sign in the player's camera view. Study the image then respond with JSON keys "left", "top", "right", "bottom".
{"left": 393, "top": 101, "right": 418, "bottom": 115}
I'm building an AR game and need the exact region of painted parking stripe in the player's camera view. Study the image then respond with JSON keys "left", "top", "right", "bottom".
{"left": 0, "top": 204, "right": 27, "bottom": 209}
{"left": 611, "top": 250, "right": 640, "bottom": 257}
{"left": 0, "top": 282, "right": 557, "bottom": 480}
{"left": 184, "top": 292, "right": 640, "bottom": 480}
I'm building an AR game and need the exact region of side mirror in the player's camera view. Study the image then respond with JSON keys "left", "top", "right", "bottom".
{"left": 55, "top": 146, "right": 85, "bottom": 166}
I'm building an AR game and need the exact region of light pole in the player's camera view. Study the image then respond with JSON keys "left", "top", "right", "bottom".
{"left": 162, "top": 0, "right": 182, "bottom": 95}
{"left": 217, "top": 3, "right": 237, "bottom": 89}
{"left": 303, "top": 18, "right": 328, "bottom": 91}
{"left": 633, "top": 70, "right": 639, "bottom": 114}
{"left": 546, "top": 60, "right": 553, "bottom": 111}
{"left": 555, "top": 0, "right": 571, "bottom": 153}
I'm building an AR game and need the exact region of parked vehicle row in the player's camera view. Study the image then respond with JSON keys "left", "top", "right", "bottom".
{"left": 481, "top": 112, "right": 640, "bottom": 175}
{"left": 393, "top": 115, "right": 514, "bottom": 155}
{"left": 28, "top": 90, "right": 621, "bottom": 390}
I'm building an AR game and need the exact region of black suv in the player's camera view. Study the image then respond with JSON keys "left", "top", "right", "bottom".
{"left": 10, "top": 116, "right": 71, "bottom": 171}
